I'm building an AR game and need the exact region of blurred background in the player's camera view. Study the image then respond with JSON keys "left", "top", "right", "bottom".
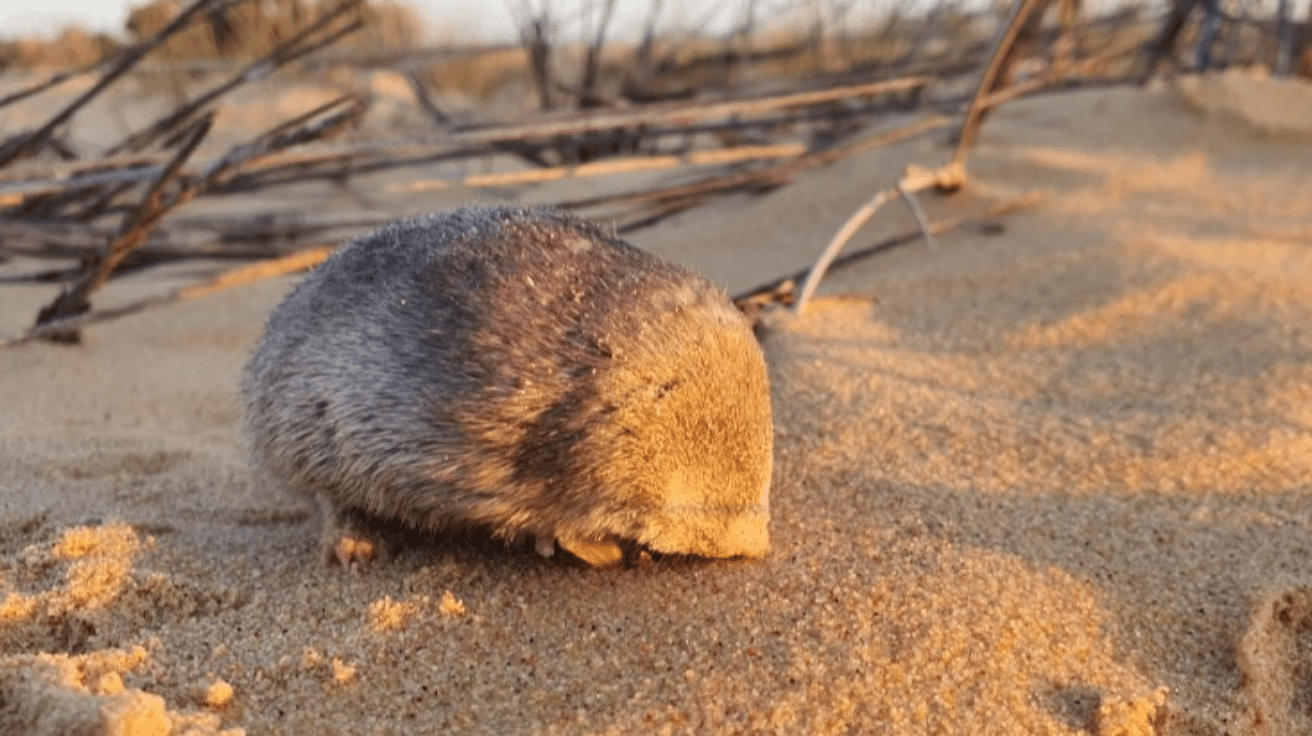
{"left": 1, "top": 0, "right": 1308, "bottom": 341}
{"left": 2, "top": 1, "right": 1306, "bottom": 80}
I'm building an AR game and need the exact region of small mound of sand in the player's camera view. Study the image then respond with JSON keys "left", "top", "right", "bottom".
{"left": 1176, "top": 70, "right": 1312, "bottom": 138}
{"left": 1, "top": 524, "right": 245, "bottom": 656}
{"left": 2, "top": 524, "right": 149, "bottom": 654}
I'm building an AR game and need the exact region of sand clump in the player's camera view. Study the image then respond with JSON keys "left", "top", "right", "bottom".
{"left": 2, "top": 524, "right": 149, "bottom": 654}
{"left": 1, "top": 524, "right": 249, "bottom": 735}
{"left": 1094, "top": 688, "right": 1168, "bottom": 736}
{"left": 1, "top": 523, "right": 246, "bottom": 656}
{"left": 0, "top": 647, "right": 241, "bottom": 736}
{"left": 1, "top": 81, "right": 1311, "bottom": 734}
{"left": 200, "top": 679, "right": 235, "bottom": 710}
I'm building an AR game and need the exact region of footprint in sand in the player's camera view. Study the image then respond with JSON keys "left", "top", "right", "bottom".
{"left": 1238, "top": 585, "right": 1312, "bottom": 734}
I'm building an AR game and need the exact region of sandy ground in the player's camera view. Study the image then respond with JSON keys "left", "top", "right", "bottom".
{"left": 2, "top": 70, "right": 1312, "bottom": 735}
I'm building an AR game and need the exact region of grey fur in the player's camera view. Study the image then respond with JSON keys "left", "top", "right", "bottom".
{"left": 242, "top": 205, "right": 772, "bottom": 566}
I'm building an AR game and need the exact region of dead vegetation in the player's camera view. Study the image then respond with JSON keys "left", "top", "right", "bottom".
{"left": 0, "top": 0, "right": 1309, "bottom": 346}
{"left": 125, "top": 0, "right": 423, "bottom": 59}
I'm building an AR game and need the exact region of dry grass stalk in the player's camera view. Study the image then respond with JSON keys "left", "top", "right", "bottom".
{"left": 1138, "top": 0, "right": 1198, "bottom": 82}
{"left": 559, "top": 115, "right": 953, "bottom": 230}
{"left": 1, "top": 123, "right": 367, "bottom": 205}
{"left": 208, "top": 77, "right": 937, "bottom": 195}
{"left": 449, "top": 76, "right": 930, "bottom": 146}
{"left": 107, "top": 0, "right": 366, "bottom": 155}
{"left": 0, "top": 59, "right": 114, "bottom": 111}
{"left": 405, "top": 69, "right": 551, "bottom": 168}
{"left": 0, "top": 0, "right": 232, "bottom": 169}
{"left": 793, "top": 0, "right": 1076, "bottom": 315}
{"left": 0, "top": 221, "right": 115, "bottom": 256}
{"left": 953, "top": 0, "right": 1053, "bottom": 167}
{"left": 0, "top": 212, "right": 383, "bottom": 270}
{"left": 894, "top": 178, "right": 938, "bottom": 250}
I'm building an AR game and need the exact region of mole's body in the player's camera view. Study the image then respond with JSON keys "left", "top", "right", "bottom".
{"left": 241, "top": 205, "right": 772, "bottom": 567}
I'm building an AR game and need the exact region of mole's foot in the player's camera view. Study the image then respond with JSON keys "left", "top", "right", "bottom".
{"left": 534, "top": 534, "right": 557, "bottom": 558}
{"left": 556, "top": 535, "right": 624, "bottom": 568}
{"left": 319, "top": 504, "right": 391, "bottom": 572}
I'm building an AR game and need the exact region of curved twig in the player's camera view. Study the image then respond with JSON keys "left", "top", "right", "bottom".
{"left": 736, "top": 193, "right": 1040, "bottom": 322}
{"left": 794, "top": 162, "right": 963, "bottom": 315}
{"left": 794, "top": 188, "right": 894, "bottom": 314}
{"left": 953, "top": 0, "right": 1050, "bottom": 167}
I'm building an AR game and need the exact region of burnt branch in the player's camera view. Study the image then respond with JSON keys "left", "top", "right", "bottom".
{"left": 34, "top": 112, "right": 216, "bottom": 341}
{"left": 27, "top": 94, "right": 367, "bottom": 343}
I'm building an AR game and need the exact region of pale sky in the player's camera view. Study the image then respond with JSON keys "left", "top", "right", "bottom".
{"left": 0, "top": 0, "right": 961, "bottom": 44}
{"left": 0, "top": 0, "right": 516, "bottom": 40}
{"left": 1, "top": 0, "right": 1273, "bottom": 43}
{"left": 0, "top": 0, "right": 784, "bottom": 42}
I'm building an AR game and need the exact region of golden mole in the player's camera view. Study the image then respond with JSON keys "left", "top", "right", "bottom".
{"left": 241, "top": 205, "right": 772, "bottom": 568}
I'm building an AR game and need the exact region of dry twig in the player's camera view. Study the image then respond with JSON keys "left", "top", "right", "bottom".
{"left": 793, "top": 0, "right": 1066, "bottom": 315}
{"left": 559, "top": 115, "right": 953, "bottom": 229}
{"left": 0, "top": 58, "right": 116, "bottom": 111}
{"left": 451, "top": 76, "right": 931, "bottom": 146}
{"left": 793, "top": 163, "right": 965, "bottom": 314}
{"left": 394, "top": 143, "right": 805, "bottom": 192}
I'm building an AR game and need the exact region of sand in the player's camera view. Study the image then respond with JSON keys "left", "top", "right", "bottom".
{"left": 2, "top": 72, "right": 1312, "bottom": 735}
